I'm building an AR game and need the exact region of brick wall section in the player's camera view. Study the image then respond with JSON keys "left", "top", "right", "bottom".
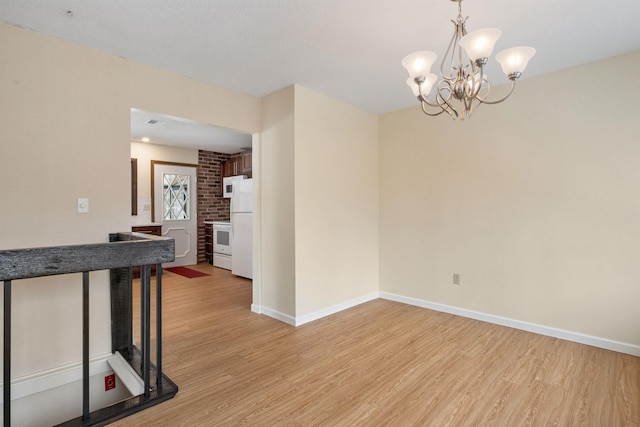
{"left": 197, "top": 150, "right": 231, "bottom": 263}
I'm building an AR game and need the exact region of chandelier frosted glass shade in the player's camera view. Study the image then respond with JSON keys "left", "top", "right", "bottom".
{"left": 406, "top": 74, "right": 438, "bottom": 97}
{"left": 401, "top": 51, "right": 437, "bottom": 80}
{"left": 495, "top": 46, "right": 537, "bottom": 77}
{"left": 401, "top": 0, "right": 535, "bottom": 120}
{"left": 458, "top": 28, "right": 502, "bottom": 61}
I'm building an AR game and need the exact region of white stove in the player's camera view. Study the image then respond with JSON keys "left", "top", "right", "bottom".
{"left": 212, "top": 221, "right": 232, "bottom": 270}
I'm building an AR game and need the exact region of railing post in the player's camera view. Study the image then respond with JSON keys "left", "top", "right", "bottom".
{"left": 140, "top": 264, "right": 151, "bottom": 398}
{"left": 4, "top": 280, "right": 12, "bottom": 427}
{"left": 127, "top": 266, "right": 133, "bottom": 358}
{"left": 82, "top": 271, "right": 90, "bottom": 422}
{"left": 156, "top": 264, "right": 163, "bottom": 391}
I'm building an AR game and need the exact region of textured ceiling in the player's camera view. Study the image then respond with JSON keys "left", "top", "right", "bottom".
{"left": 130, "top": 109, "right": 253, "bottom": 153}
{"left": 2, "top": 0, "right": 640, "bottom": 147}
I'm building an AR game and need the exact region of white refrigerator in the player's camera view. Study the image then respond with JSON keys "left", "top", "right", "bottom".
{"left": 231, "top": 178, "right": 253, "bottom": 279}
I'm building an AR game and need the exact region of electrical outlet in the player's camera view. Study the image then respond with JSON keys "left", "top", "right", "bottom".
{"left": 453, "top": 273, "right": 461, "bottom": 285}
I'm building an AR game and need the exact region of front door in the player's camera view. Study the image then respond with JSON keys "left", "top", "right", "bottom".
{"left": 152, "top": 161, "right": 198, "bottom": 267}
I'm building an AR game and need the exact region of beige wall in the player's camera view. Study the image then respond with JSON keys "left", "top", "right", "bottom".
{"left": 259, "top": 86, "right": 297, "bottom": 318}
{"left": 0, "top": 22, "right": 260, "bottom": 377}
{"left": 294, "top": 86, "right": 379, "bottom": 317}
{"left": 379, "top": 52, "right": 640, "bottom": 346}
{"left": 257, "top": 85, "right": 379, "bottom": 321}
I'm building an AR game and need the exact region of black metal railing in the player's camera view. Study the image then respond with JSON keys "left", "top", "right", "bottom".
{"left": 0, "top": 232, "right": 178, "bottom": 426}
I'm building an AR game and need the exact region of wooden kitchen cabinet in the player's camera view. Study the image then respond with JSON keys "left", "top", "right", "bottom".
{"left": 205, "top": 223, "right": 213, "bottom": 264}
{"left": 222, "top": 160, "right": 235, "bottom": 177}
{"left": 132, "top": 225, "right": 161, "bottom": 236}
{"left": 238, "top": 152, "right": 251, "bottom": 175}
{"left": 222, "top": 152, "right": 252, "bottom": 178}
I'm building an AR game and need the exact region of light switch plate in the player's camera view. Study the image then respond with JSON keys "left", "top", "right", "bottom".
{"left": 77, "top": 198, "right": 89, "bottom": 214}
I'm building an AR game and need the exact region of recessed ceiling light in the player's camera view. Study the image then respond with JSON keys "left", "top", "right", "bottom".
{"left": 141, "top": 137, "right": 150, "bottom": 142}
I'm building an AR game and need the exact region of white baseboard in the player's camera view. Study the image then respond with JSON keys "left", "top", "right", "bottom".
{"left": 0, "top": 353, "right": 113, "bottom": 403}
{"left": 380, "top": 292, "right": 640, "bottom": 357}
{"left": 294, "top": 292, "right": 380, "bottom": 326}
{"left": 254, "top": 293, "right": 380, "bottom": 327}
{"left": 259, "top": 306, "right": 296, "bottom": 326}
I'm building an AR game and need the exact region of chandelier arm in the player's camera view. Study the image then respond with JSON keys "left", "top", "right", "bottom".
{"left": 418, "top": 82, "right": 457, "bottom": 118}
{"left": 456, "top": 34, "right": 465, "bottom": 74}
{"left": 476, "top": 80, "right": 517, "bottom": 105}
{"left": 435, "top": 90, "right": 459, "bottom": 118}
{"left": 420, "top": 95, "right": 447, "bottom": 111}
{"left": 420, "top": 100, "right": 447, "bottom": 117}
{"left": 458, "top": 96, "right": 470, "bottom": 120}
{"left": 440, "top": 29, "right": 459, "bottom": 80}
{"left": 451, "top": 6, "right": 468, "bottom": 79}
{"left": 420, "top": 96, "right": 455, "bottom": 117}
{"left": 466, "top": 64, "right": 485, "bottom": 100}
{"left": 467, "top": 97, "right": 480, "bottom": 118}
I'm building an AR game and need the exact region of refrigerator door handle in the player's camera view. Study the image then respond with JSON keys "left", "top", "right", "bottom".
{"left": 230, "top": 214, "right": 234, "bottom": 242}
{"left": 230, "top": 193, "right": 234, "bottom": 242}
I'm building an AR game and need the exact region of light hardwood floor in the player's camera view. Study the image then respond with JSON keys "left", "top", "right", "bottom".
{"left": 114, "top": 264, "right": 640, "bottom": 426}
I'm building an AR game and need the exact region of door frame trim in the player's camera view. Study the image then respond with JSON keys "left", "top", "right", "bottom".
{"left": 150, "top": 160, "right": 198, "bottom": 223}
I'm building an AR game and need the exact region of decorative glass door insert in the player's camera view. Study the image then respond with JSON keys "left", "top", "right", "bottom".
{"left": 162, "top": 173, "right": 190, "bottom": 220}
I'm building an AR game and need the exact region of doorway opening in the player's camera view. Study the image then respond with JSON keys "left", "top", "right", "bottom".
{"left": 129, "top": 108, "right": 257, "bottom": 300}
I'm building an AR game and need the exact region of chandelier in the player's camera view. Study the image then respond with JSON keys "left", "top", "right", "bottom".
{"left": 402, "top": 0, "right": 535, "bottom": 120}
